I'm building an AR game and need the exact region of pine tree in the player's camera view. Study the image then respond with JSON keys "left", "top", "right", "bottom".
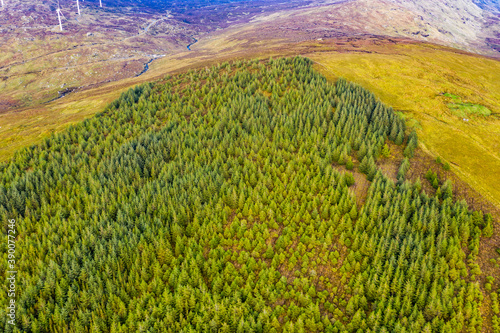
{"left": 381, "top": 144, "right": 390, "bottom": 158}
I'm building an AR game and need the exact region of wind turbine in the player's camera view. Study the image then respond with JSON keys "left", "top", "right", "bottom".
{"left": 56, "top": 0, "right": 67, "bottom": 32}
{"left": 1, "top": 0, "right": 4, "bottom": 8}
{"left": 99, "top": 0, "right": 102, "bottom": 8}
{"left": 76, "top": 0, "right": 80, "bottom": 15}
{"left": 56, "top": 7, "right": 63, "bottom": 31}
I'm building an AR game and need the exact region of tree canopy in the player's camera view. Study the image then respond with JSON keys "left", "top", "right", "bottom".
{"left": 0, "top": 57, "right": 492, "bottom": 332}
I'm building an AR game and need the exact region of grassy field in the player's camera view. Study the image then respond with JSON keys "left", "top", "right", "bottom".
{"left": 307, "top": 43, "right": 500, "bottom": 208}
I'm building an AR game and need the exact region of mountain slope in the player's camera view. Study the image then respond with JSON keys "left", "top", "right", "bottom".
{"left": 0, "top": 0, "right": 319, "bottom": 111}
{"left": 388, "top": 0, "right": 484, "bottom": 49}
{"left": 1, "top": 0, "right": 499, "bottom": 113}
{"left": 237, "top": 0, "right": 499, "bottom": 56}
{"left": 0, "top": 57, "right": 492, "bottom": 332}
{"left": 308, "top": 43, "right": 500, "bottom": 209}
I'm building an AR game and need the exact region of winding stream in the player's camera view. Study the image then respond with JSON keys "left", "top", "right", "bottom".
{"left": 136, "top": 58, "right": 154, "bottom": 77}
{"left": 136, "top": 55, "right": 165, "bottom": 77}
{"left": 187, "top": 37, "right": 198, "bottom": 51}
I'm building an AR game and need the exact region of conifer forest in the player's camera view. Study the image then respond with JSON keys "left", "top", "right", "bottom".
{"left": 0, "top": 57, "right": 495, "bottom": 332}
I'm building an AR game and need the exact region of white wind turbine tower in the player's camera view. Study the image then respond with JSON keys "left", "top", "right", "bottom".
{"left": 1, "top": 0, "right": 4, "bottom": 8}
{"left": 99, "top": 0, "right": 102, "bottom": 8}
{"left": 76, "top": 0, "right": 80, "bottom": 15}
{"left": 56, "top": 7, "right": 63, "bottom": 31}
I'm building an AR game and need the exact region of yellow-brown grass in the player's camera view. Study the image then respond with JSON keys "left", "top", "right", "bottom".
{"left": 307, "top": 43, "right": 500, "bottom": 209}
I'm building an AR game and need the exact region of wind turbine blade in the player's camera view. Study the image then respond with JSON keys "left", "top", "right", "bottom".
{"left": 57, "top": 9, "right": 63, "bottom": 31}
{"left": 59, "top": 8, "right": 67, "bottom": 20}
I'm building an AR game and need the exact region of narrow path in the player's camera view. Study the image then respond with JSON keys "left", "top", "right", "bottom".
{"left": 144, "top": 17, "right": 164, "bottom": 34}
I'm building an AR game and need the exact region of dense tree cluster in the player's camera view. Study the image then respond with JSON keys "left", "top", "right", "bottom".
{"left": 0, "top": 57, "right": 491, "bottom": 332}
{"left": 345, "top": 174, "right": 487, "bottom": 332}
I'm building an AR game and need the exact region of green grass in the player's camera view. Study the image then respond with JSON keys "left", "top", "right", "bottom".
{"left": 448, "top": 103, "right": 491, "bottom": 117}
{"left": 443, "top": 92, "right": 460, "bottom": 100}
{"left": 444, "top": 93, "right": 492, "bottom": 117}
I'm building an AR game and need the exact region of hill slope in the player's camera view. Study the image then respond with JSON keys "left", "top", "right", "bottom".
{"left": 1, "top": 0, "right": 499, "bottom": 112}
{"left": 474, "top": 0, "right": 500, "bottom": 12}
{"left": 234, "top": 0, "right": 500, "bottom": 56}
{"left": 0, "top": 0, "right": 319, "bottom": 111}
{"left": 0, "top": 57, "right": 493, "bottom": 332}
{"left": 308, "top": 42, "right": 500, "bottom": 209}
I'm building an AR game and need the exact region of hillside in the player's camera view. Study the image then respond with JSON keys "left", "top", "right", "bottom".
{"left": 1, "top": 0, "right": 499, "bottom": 113}
{"left": 0, "top": 0, "right": 320, "bottom": 111}
{"left": 307, "top": 42, "right": 500, "bottom": 210}
{"left": 0, "top": 1, "right": 186, "bottom": 111}
{"left": 1, "top": 3, "right": 500, "bottom": 331}
{"left": 230, "top": 0, "right": 500, "bottom": 56}
{"left": 0, "top": 57, "right": 495, "bottom": 332}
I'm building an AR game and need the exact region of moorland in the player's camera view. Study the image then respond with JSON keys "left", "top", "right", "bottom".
{"left": 1, "top": 0, "right": 500, "bottom": 332}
